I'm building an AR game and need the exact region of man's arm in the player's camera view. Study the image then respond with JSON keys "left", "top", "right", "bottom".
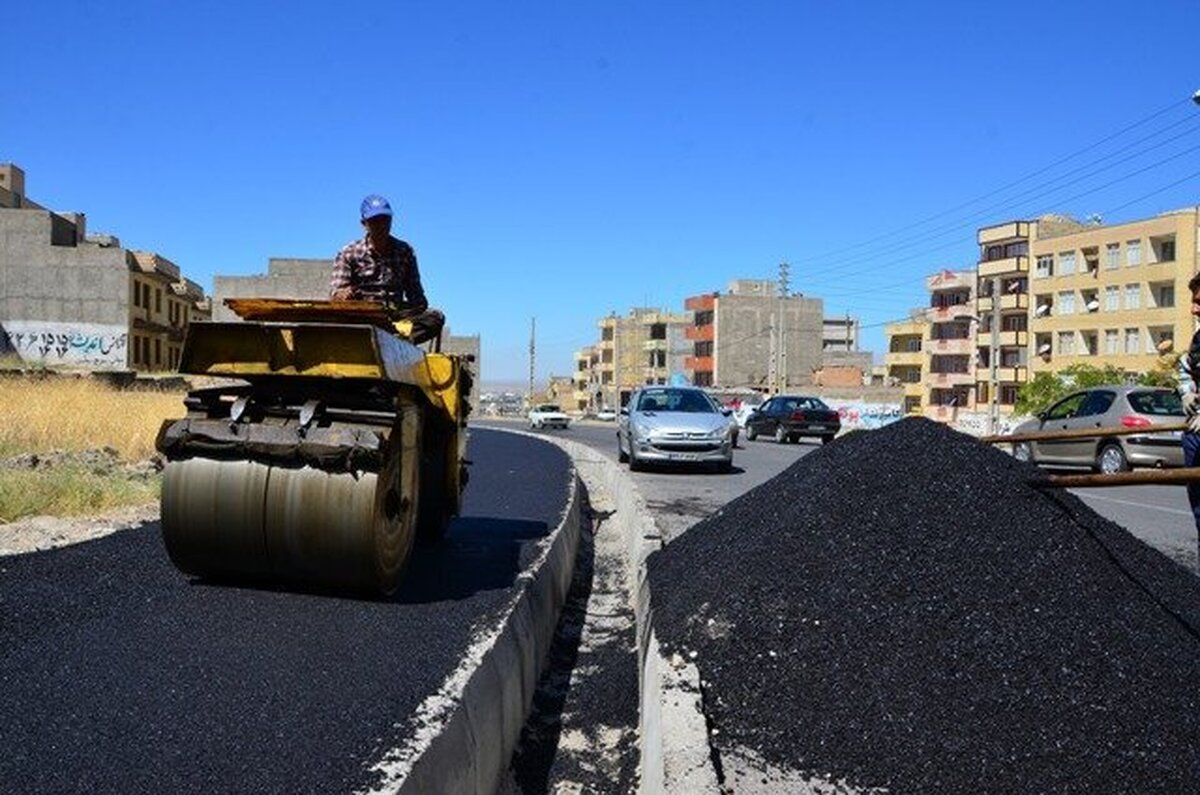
{"left": 399, "top": 244, "right": 429, "bottom": 313}
{"left": 330, "top": 247, "right": 355, "bottom": 300}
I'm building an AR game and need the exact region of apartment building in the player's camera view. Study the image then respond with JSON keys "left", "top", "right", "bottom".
{"left": 884, "top": 317, "right": 926, "bottom": 414}
{"left": 572, "top": 345, "right": 600, "bottom": 411}
{"left": 1028, "top": 208, "right": 1197, "bottom": 375}
{"left": 684, "top": 279, "right": 825, "bottom": 390}
{"left": 924, "top": 269, "right": 977, "bottom": 421}
{"left": 0, "top": 163, "right": 211, "bottom": 371}
{"left": 587, "top": 307, "right": 692, "bottom": 409}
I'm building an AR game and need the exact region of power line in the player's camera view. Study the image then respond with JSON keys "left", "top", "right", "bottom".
{"left": 802, "top": 95, "right": 1196, "bottom": 264}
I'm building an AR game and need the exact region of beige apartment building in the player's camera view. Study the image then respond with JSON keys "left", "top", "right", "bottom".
{"left": 1027, "top": 208, "right": 1198, "bottom": 375}
{"left": 884, "top": 317, "right": 925, "bottom": 415}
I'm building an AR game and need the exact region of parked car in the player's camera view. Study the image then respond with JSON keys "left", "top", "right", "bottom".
{"left": 1010, "top": 385, "right": 1184, "bottom": 474}
{"left": 528, "top": 403, "right": 571, "bottom": 430}
{"left": 593, "top": 408, "right": 618, "bottom": 422}
{"left": 617, "top": 386, "right": 734, "bottom": 472}
{"left": 744, "top": 395, "right": 841, "bottom": 444}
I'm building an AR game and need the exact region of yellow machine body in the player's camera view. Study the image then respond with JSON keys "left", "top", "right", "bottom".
{"left": 156, "top": 299, "right": 472, "bottom": 595}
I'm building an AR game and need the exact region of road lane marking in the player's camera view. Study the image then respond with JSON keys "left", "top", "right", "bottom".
{"left": 1072, "top": 491, "right": 1191, "bottom": 517}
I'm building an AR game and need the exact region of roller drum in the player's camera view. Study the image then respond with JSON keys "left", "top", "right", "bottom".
{"left": 160, "top": 405, "right": 423, "bottom": 595}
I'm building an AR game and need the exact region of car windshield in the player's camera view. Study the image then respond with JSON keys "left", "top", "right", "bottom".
{"left": 779, "top": 396, "right": 830, "bottom": 412}
{"left": 535, "top": 405, "right": 559, "bottom": 412}
{"left": 1127, "top": 390, "right": 1184, "bottom": 416}
{"left": 637, "top": 389, "right": 716, "bottom": 413}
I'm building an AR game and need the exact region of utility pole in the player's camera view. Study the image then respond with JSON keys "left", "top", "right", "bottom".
{"left": 778, "top": 262, "right": 790, "bottom": 392}
{"left": 528, "top": 316, "right": 536, "bottom": 408}
{"left": 989, "top": 276, "right": 1001, "bottom": 435}
{"left": 767, "top": 312, "right": 777, "bottom": 395}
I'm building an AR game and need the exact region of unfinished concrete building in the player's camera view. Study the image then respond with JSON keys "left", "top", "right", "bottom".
{"left": 0, "top": 163, "right": 211, "bottom": 371}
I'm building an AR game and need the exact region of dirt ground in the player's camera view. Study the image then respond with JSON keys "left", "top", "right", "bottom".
{"left": 0, "top": 502, "right": 159, "bottom": 556}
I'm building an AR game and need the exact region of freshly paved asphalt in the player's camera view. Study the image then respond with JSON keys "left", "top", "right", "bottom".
{"left": 0, "top": 428, "right": 570, "bottom": 795}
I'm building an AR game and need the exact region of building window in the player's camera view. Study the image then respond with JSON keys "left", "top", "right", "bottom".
{"left": 1105, "top": 329, "right": 1119, "bottom": 355}
{"left": 1058, "top": 251, "right": 1076, "bottom": 276}
{"left": 1154, "top": 284, "right": 1175, "bottom": 308}
{"left": 1105, "top": 286, "right": 1120, "bottom": 311}
{"left": 693, "top": 310, "right": 713, "bottom": 326}
{"left": 1081, "top": 332, "right": 1098, "bottom": 355}
{"left": 693, "top": 371, "right": 713, "bottom": 387}
{"left": 1124, "top": 328, "right": 1140, "bottom": 355}
{"left": 1057, "top": 331, "right": 1075, "bottom": 355}
{"left": 132, "top": 283, "right": 140, "bottom": 308}
{"left": 1124, "top": 284, "right": 1141, "bottom": 310}
{"left": 1035, "top": 255, "right": 1053, "bottom": 278}
{"left": 154, "top": 338, "right": 161, "bottom": 366}
{"left": 1126, "top": 239, "right": 1141, "bottom": 266}
{"left": 142, "top": 284, "right": 151, "bottom": 308}
{"left": 1157, "top": 238, "right": 1176, "bottom": 262}
{"left": 694, "top": 341, "right": 713, "bottom": 357}
{"left": 1105, "top": 244, "right": 1120, "bottom": 270}
{"left": 1000, "top": 385, "right": 1019, "bottom": 405}
{"left": 155, "top": 289, "right": 162, "bottom": 313}
{"left": 1057, "top": 291, "right": 1075, "bottom": 315}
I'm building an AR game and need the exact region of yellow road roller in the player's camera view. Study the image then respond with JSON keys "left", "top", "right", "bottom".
{"left": 155, "top": 299, "right": 472, "bottom": 595}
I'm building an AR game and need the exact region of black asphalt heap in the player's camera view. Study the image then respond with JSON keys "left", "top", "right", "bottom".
{"left": 647, "top": 417, "right": 1200, "bottom": 793}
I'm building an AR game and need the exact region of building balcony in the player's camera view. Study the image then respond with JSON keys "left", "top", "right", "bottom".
{"left": 978, "top": 254, "right": 1029, "bottom": 279}
{"left": 685, "top": 355, "right": 713, "bottom": 372}
{"left": 928, "top": 337, "right": 974, "bottom": 355}
{"left": 997, "top": 330, "right": 1028, "bottom": 347}
{"left": 979, "top": 293, "right": 1029, "bottom": 312}
{"left": 903, "top": 382, "right": 924, "bottom": 397}
{"left": 928, "top": 371, "right": 975, "bottom": 387}
{"left": 643, "top": 338, "right": 668, "bottom": 351}
{"left": 885, "top": 351, "right": 923, "bottom": 367}
{"left": 685, "top": 294, "right": 716, "bottom": 312}
{"left": 596, "top": 339, "right": 614, "bottom": 350}
{"left": 975, "top": 365, "right": 1028, "bottom": 383}
{"left": 928, "top": 303, "right": 976, "bottom": 322}
{"left": 978, "top": 221, "right": 1030, "bottom": 246}
{"left": 684, "top": 324, "right": 714, "bottom": 341}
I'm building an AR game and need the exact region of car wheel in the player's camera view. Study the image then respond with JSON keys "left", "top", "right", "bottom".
{"left": 820, "top": 434, "right": 834, "bottom": 445}
{"left": 715, "top": 458, "right": 732, "bottom": 474}
{"left": 1012, "top": 442, "right": 1033, "bottom": 463}
{"left": 617, "top": 435, "right": 628, "bottom": 463}
{"left": 1097, "top": 442, "right": 1130, "bottom": 475}
{"left": 774, "top": 425, "right": 788, "bottom": 444}
{"left": 629, "top": 446, "right": 644, "bottom": 472}
{"left": 745, "top": 425, "right": 758, "bottom": 442}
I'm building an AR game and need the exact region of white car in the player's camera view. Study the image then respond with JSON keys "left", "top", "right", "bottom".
{"left": 528, "top": 403, "right": 571, "bottom": 430}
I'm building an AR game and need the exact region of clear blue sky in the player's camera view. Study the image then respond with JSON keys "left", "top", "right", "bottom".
{"left": 8, "top": 1, "right": 1200, "bottom": 385}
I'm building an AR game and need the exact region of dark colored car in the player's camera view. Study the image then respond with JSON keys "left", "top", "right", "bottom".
{"left": 744, "top": 395, "right": 841, "bottom": 444}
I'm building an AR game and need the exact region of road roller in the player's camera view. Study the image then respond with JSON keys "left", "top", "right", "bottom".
{"left": 155, "top": 298, "right": 472, "bottom": 595}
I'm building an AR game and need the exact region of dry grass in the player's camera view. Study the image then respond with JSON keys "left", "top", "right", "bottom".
{"left": 0, "top": 376, "right": 184, "bottom": 460}
{"left": 0, "top": 377, "right": 183, "bottom": 520}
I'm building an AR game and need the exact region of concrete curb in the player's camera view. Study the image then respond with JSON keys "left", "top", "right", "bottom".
{"left": 532, "top": 434, "right": 721, "bottom": 794}
{"left": 364, "top": 441, "right": 583, "bottom": 795}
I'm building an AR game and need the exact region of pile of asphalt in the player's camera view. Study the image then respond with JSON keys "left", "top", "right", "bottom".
{"left": 647, "top": 417, "right": 1200, "bottom": 792}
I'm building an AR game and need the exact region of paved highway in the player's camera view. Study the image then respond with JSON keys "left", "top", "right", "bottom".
{"left": 0, "top": 429, "right": 571, "bottom": 795}
{"left": 490, "top": 417, "right": 1198, "bottom": 572}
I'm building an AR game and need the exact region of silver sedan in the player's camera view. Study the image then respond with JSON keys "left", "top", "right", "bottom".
{"left": 617, "top": 386, "right": 734, "bottom": 472}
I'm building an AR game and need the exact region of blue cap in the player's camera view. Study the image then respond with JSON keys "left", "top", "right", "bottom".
{"left": 360, "top": 194, "right": 393, "bottom": 220}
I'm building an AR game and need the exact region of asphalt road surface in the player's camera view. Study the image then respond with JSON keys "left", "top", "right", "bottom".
{"left": 491, "top": 417, "right": 1198, "bottom": 571}
{"left": 0, "top": 428, "right": 571, "bottom": 795}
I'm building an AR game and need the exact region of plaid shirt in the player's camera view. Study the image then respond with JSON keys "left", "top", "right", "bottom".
{"left": 330, "top": 235, "right": 428, "bottom": 311}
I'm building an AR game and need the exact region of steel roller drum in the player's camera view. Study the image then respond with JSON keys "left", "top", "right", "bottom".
{"left": 161, "top": 411, "right": 422, "bottom": 595}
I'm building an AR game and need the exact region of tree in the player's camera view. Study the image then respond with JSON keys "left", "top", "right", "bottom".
{"left": 1137, "top": 350, "right": 1180, "bottom": 389}
{"left": 1013, "top": 363, "right": 1128, "bottom": 416}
